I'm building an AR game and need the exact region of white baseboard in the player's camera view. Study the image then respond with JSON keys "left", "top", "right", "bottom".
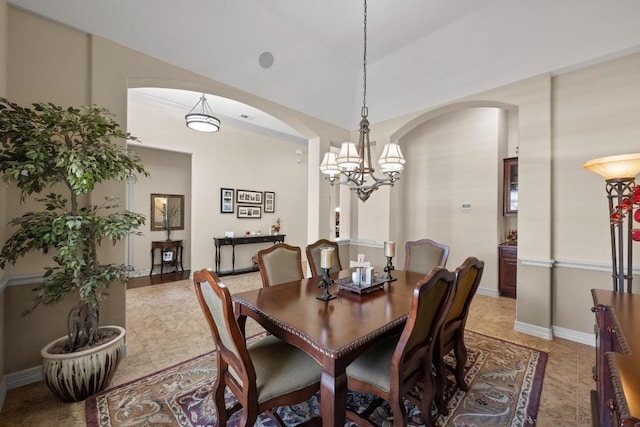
{"left": 514, "top": 320, "right": 553, "bottom": 340}
{"left": 553, "top": 325, "right": 596, "bottom": 347}
{"left": 476, "top": 287, "right": 499, "bottom": 297}
{"left": 6, "top": 366, "right": 42, "bottom": 390}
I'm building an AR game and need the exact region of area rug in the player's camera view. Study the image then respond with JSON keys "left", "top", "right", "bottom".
{"left": 86, "top": 331, "right": 546, "bottom": 426}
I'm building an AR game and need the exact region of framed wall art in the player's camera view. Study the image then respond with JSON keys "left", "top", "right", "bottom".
{"left": 264, "top": 191, "right": 275, "bottom": 213}
{"left": 236, "top": 189, "right": 263, "bottom": 205}
{"left": 237, "top": 205, "right": 262, "bottom": 219}
{"left": 220, "top": 188, "right": 234, "bottom": 213}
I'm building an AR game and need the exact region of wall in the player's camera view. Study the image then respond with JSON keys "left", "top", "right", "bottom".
{"left": 127, "top": 98, "right": 310, "bottom": 274}
{"left": 396, "top": 108, "right": 504, "bottom": 293}
{"left": 128, "top": 146, "right": 192, "bottom": 275}
{"left": 0, "top": 0, "right": 7, "bottom": 407}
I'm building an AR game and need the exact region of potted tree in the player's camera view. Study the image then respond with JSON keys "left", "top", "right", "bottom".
{"left": 0, "top": 98, "right": 148, "bottom": 402}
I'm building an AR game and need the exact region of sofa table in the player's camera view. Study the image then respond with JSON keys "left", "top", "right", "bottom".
{"left": 214, "top": 234, "right": 285, "bottom": 276}
{"left": 150, "top": 240, "right": 183, "bottom": 275}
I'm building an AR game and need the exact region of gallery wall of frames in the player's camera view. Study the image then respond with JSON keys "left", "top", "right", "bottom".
{"left": 220, "top": 188, "right": 276, "bottom": 218}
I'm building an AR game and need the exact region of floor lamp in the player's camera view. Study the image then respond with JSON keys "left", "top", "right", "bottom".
{"left": 583, "top": 153, "right": 640, "bottom": 293}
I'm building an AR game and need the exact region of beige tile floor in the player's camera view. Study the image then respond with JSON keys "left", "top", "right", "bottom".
{"left": 0, "top": 273, "right": 594, "bottom": 426}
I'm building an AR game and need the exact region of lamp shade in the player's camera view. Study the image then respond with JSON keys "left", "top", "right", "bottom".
{"left": 319, "top": 152, "right": 340, "bottom": 176}
{"left": 336, "top": 142, "right": 360, "bottom": 171}
{"left": 185, "top": 94, "right": 221, "bottom": 132}
{"left": 583, "top": 153, "right": 640, "bottom": 180}
{"left": 378, "top": 142, "right": 406, "bottom": 173}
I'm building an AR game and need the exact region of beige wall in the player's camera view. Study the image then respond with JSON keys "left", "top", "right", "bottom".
{"left": 0, "top": 0, "right": 8, "bottom": 395}
{"left": 128, "top": 146, "right": 192, "bottom": 275}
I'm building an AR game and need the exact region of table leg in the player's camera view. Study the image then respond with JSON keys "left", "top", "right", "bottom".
{"left": 231, "top": 243, "right": 236, "bottom": 274}
{"left": 320, "top": 368, "right": 346, "bottom": 426}
{"left": 150, "top": 247, "right": 154, "bottom": 276}
{"left": 215, "top": 245, "right": 220, "bottom": 274}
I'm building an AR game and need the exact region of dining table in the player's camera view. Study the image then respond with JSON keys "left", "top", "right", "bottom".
{"left": 232, "top": 268, "right": 426, "bottom": 426}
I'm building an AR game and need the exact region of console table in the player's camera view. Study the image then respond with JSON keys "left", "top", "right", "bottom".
{"left": 214, "top": 234, "right": 285, "bottom": 276}
{"left": 150, "top": 240, "right": 183, "bottom": 276}
{"left": 591, "top": 289, "right": 640, "bottom": 427}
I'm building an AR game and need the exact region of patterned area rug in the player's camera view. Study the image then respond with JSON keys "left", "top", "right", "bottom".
{"left": 86, "top": 331, "right": 546, "bottom": 427}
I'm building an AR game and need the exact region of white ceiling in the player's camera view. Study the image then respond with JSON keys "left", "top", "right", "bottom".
{"left": 8, "top": 0, "right": 640, "bottom": 136}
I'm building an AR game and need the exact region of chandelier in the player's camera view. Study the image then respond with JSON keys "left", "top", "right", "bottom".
{"left": 185, "top": 93, "right": 221, "bottom": 132}
{"left": 319, "top": 0, "right": 405, "bottom": 202}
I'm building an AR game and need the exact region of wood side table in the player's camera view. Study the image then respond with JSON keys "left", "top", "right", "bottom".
{"left": 150, "top": 240, "right": 183, "bottom": 275}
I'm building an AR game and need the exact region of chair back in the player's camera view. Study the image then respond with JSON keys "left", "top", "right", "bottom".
{"left": 442, "top": 256, "right": 484, "bottom": 342}
{"left": 256, "top": 243, "right": 304, "bottom": 287}
{"left": 193, "top": 269, "right": 256, "bottom": 397}
{"left": 403, "top": 238, "right": 450, "bottom": 274}
{"left": 392, "top": 267, "right": 457, "bottom": 389}
{"left": 305, "top": 239, "right": 342, "bottom": 277}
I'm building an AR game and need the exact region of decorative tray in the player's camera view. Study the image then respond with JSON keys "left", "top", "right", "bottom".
{"left": 335, "top": 276, "right": 387, "bottom": 295}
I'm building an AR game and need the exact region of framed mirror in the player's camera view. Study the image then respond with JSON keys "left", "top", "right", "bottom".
{"left": 151, "top": 194, "right": 185, "bottom": 231}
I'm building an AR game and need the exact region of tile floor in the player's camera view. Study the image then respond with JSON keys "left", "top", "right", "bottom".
{"left": 0, "top": 273, "right": 594, "bottom": 426}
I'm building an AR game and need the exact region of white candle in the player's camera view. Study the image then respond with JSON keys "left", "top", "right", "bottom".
{"left": 320, "top": 247, "right": 334, "bottom": 269}
{"left": 384, "top": 241, "right": 396, "bottom": 257}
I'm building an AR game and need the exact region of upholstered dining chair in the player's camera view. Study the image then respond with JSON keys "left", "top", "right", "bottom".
{"left": 193, "top": 269, "right": 322, "bottom": 427}
{"left": 344, "top": 267, "right": 457, "bottom": 427}
{"left": 434, "top": 256, "right": 485, "bottom": 415}
{"left": 305, "top": 239, "right": 342, "bottom": 277}
{"left": 404, "top": 238, "right": 450, "bottom": 274}
{"left": 256, "top": 243, "right": 304, "bottom": 287}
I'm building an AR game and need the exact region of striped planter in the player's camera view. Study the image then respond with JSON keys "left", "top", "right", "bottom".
{"left": 41, "top": 325, "right": 126, "bottom": 402}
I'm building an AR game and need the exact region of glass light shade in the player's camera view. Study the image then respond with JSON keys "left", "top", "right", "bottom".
{"left": 583, "top": 153, "right": 640, "bottom": 180}
{"left": 185, "top": 113, "right": 220, "bottom": 132}
{"left": 319, "top": 152, "right": 340, "bottom": 176}
{"left": 378, "top": 143, "right": 406, "bottom": 172}
{"left": 336, "top": 142, "right": 360, "bottom": 171}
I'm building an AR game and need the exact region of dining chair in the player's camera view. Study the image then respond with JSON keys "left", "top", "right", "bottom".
{"left": 256, "top": 243, "right": 304, "bottom": 287}
{"left": 403, "top": 238, "right": 450, "bottom": 274}
{"left": 433, "top": 256, "right": 484, "bottom": 415}
{"left": 305, "top": 239, "right": 342, "bottom": 277}
{"left": 344, "top": 267, "right": 457, "bottom": 427}
{"left": 193, "top": 269, "right": 322, "bottom": 427}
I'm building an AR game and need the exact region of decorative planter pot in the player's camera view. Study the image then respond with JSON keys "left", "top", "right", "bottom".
{"left": 41, "top": 325, "right": 126, "bottom": 402}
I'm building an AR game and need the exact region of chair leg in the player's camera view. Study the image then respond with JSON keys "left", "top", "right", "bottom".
{"left": 213, "top": 376, "right": 228, "bottom": 426}
{"left": 434, "top": 357, "right": 449, "bottom": 416}
{"left": 420, "top": 371, "right": 437, "bottom": 427}
{"left": 453, "top": 338, "right": 469, "bottom": 392}
{"left": 390, "top": 398, "right": 410, "bottom": 427}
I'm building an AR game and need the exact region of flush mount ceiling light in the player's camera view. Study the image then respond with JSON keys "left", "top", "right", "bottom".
{"left": 185, "top": 93, "right": 221, "bottom": 132}
{"left": 319, "top": 0, "right": 405, "bottom": 202}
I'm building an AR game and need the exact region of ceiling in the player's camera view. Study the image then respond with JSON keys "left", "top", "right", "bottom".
{"left": 8, "top": 0, "right": 640, "bottom": 137}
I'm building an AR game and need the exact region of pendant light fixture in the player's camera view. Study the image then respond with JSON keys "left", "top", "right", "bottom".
{"left": 185, "top": 93, "right": 221, "bottom": 132}
{"left": 319, "top": 0, "right": 405, "bottom": 202}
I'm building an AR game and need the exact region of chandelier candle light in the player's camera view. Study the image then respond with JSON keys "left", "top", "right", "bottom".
{"left": 384, "top": 241, "right": 397, "bottom": 282}
{"left": 583, "top": 153, "right": 640, "bottom": 293}
{"left": 317, "top": 247, "right": 336, "bottom": 301}
{"left": 319, "top": 0, "right": 406, "bottom": 202}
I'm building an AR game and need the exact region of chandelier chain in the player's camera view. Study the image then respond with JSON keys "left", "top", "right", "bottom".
{"left": 362, "top": 0, "right": 367, "bottom": 116}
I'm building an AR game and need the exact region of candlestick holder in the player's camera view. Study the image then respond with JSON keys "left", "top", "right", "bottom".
{"left": 384, "top": 256, "right": 397, "bottom": 282}
{"left": 317, "top": 267, "right": 336, "bottom": 301}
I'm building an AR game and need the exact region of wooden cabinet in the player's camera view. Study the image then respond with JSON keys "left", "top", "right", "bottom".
{"left": 591, "top": 290, "right": 640, "bottom": 427}
{"left": 498, "top": 244, "right": 517, "bottom": 298}
{"left": 503, "top": 157, "right": 518, "bottom": 216}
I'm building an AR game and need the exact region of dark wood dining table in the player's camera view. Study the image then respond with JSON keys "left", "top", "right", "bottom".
{"left": 232, "top": 269, "right": 426, "bottom": 426}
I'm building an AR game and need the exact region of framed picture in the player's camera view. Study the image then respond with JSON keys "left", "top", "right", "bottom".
{"left": 162, "top": 250, "right": 174, "bottom": 262}
{"left": 264, "top": 191, "right": 275, "bottom": 213}
{"left": 236, "top": 189, "right": 263, "bottom": 205}
{"left": 237, "top": 205, "right": 262, "bottom": 219}
{"left": 220, "top": 188, "right": 234, "bottom": 213}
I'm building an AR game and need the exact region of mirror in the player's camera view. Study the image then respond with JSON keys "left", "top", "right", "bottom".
{"left": 151, "top": 194, "right": 185, "bottom": 231}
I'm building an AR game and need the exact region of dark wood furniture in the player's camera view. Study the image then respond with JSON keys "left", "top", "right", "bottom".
{"left": 150, "top": 240, "right": 183, "bottom": 276}
{"left": 498, "top": 243, "right": 517, "bottom": 298}
{"left": 403, "top": 238, "right": 450, "bottom": 274}
{"left": 305, "top": 239, "right": 342, "bottom": 277}
{"left": 256, "top": 243, "right": 304, "bottom": 288}
{"left": 233, "top": 269, "right": 426, "bottom": 426}
{"left": 591, "top": 289, "right": 640, "bottom": 427}
{"left": 345, "top": 267, "right": 457, "bottom": 427}
{"left": 213, "top": 234, "right": 285, "bottom": 276}
{"left": 503, "top": 157, "right": 518, "bottom": 216}
{"left": 192, "top": 269, "right": 321, "bottom": 426}
{"left": 434, "top": 257, "right": 485, "bottom": 415}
